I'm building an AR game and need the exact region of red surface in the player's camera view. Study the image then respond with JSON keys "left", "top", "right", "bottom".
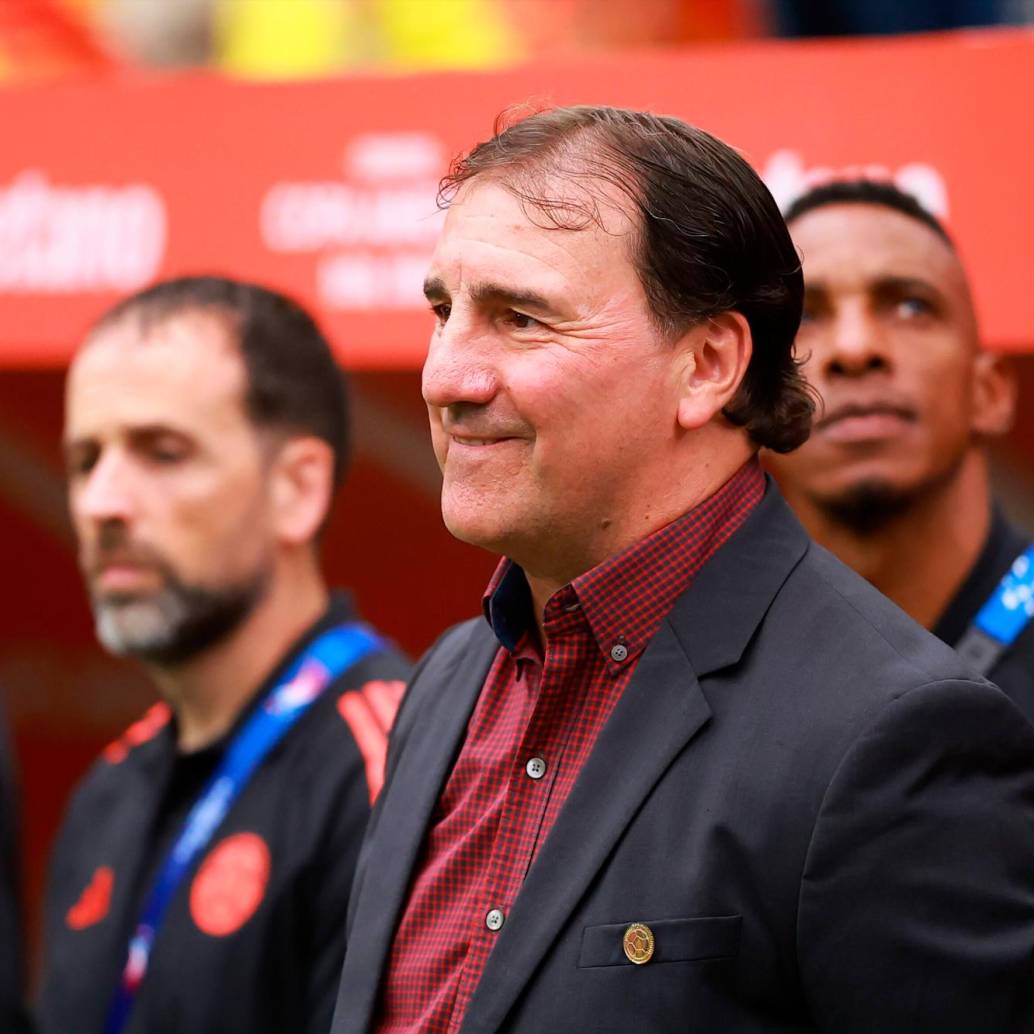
{"left": 0, "top": 28, "right": 1033, "bottom": 367}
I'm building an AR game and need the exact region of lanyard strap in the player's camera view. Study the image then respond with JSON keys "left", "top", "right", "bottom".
{"left": 103, "top": 621, "right": 385, "bottom": 1034}
{"left": 955, "top": 545, "right": 1034, "bottom": 676}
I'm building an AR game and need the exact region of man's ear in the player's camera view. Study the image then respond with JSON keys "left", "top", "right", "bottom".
{"left": 675, "top": 311, "right": 753, "bottom": 432}
{"left": 971, "top": 351, "right": 1017, "bottom": 439}
{"left": 268, "top": 436, "right": 336, "bottom": 545}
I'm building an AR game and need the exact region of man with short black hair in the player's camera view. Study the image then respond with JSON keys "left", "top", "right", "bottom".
{"left": 40, "top": 276, "right": 409, "bottom": 1034}
{"left": 767, "top": 179, "right": 1033, "bottom": 719}
{"left": 331, "top": 106, "right": 1034, "bottom": 1034}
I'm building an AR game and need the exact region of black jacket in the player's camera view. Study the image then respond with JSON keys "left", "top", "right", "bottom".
{"left": 40, "top": 594, "right": 409, "bottom": 1034}
{"left": 332, "top": 490, "right": 1034, "bottom": 1033}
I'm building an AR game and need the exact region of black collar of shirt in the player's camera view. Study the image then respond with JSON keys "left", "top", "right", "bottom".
{"left": 932, "top": 507, "right": 1030, "bottom": 646}
{"left": 482, "top": 562, "right": 534, "bottom": 654}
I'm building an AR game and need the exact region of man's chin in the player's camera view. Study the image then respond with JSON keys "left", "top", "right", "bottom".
{"left": 90, "top": 570, "right": 268, "bottom": 667}
{"left": 813, "top": 479, "right": 915, "bottom": 535}
{"left": 441, "top": 510, "right": 510, "bottom": 553}
{"left": 93, "top": 598, "right": 179, "bottom": 662}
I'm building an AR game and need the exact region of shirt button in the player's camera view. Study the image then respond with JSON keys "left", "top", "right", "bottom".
{"left": 610, "top": 642, "right": 629, "bottom": 663}
{"left": 485, "top": 908, "right": 505, "bottom": 932}
{"left": 525, "top": 757, "right": 547, "bottom": 780}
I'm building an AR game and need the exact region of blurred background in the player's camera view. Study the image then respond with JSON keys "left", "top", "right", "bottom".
{"left": 3, "top": 0, "right": 1034, "bottom": 76}
{"left": 2, "top": 0, "right": 1034, "bottom": 973}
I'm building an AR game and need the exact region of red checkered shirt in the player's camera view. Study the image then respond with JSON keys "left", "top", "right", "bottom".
{"left": 375, "top": 461, "right": 765, "bottom": 1033}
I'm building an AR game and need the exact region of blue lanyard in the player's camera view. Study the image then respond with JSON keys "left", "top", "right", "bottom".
{"left": 103, "top": 621, "right": 385, "bottom": 1034}
{"left": 955, "top": 546, "right": 1034, "bottom": 676}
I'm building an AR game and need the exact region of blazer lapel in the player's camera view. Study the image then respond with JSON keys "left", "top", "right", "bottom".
{"left": 459, "top": 618, "right": 708, "bottom": 1034}
{"left": 334, "top": 622, "right": 500, "bottom": 1034}
{"left": 460, "top": 487, "right": 810, "bottom": 1034}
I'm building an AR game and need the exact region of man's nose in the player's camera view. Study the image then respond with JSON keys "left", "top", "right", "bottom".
{"left": 421, "top": 315, "right": 499, "bottom": 411}
{"left": 73, "top": 452, "right": 137, "bottom": 526}
{"left": 824, "top": 307, "right": 891, "bottom": 378}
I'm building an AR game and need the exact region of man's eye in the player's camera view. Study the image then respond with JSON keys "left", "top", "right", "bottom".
{"left": 66, "top": 452, "right": 97, "bottom": 478}
{"left": 148, "top": 441, "right": 188, "bottom": 464}
{"left": 430, "top": 303, "right": 451, "bottom": 324}
{"left": 506, "top": 311, "right": 540, "bottom": 330}
{"left": 896, "top": 297, "right": 932, "bottom": 319}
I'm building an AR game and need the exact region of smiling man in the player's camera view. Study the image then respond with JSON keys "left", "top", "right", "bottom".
{"left": 331, "top": 107, "right": 1034, "bottom": 1034}
{"left": 766, "top": 179, "right": 1032, "bottom": 720}
{"left": 40, "top": 276, "right": 409, "bottom": 1034}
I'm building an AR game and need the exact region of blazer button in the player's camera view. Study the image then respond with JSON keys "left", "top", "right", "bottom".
{"left": 623, "top": 922, "right": 655, "bottom": 964}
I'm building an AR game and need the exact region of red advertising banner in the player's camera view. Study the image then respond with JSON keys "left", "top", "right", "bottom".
{"left": 2, "top": 27, "right": 1033, "bottom": 367}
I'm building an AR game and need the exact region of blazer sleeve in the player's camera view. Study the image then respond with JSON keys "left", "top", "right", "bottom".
{"left": 797, "top": 678, "right": 1034, "bottom": 1033}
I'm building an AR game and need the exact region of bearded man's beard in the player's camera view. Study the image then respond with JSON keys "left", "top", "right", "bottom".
{"left": 86, "top": 527, "right": 270, "bottom": 668}
{"left": 817, "top": 479, "right": 916, "bottom": 535}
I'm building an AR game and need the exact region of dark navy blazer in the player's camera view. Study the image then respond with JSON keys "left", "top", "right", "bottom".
{"left": 332, "top": 488, "right": 1034, "bottom": 1033}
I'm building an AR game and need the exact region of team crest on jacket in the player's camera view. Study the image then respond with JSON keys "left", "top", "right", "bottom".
{"left": 66, "top": 865, "right": 115, "bottom": 930}
{"left": 189, "top": 832, "right": 271, "bottom": 937}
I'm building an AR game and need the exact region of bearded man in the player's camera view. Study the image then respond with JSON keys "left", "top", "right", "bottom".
{"left": 40, "top": 276, "right": 409, "bottom": 1034}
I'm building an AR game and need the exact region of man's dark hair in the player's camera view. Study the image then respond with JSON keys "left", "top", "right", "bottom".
{"left": 93, "top": 275, "right": 351, "bottom": 487}
{"left": 784, "top": 179, "right": 955, "bottom": 247}
{"left": 439, "top": 105, "right": 813, "bottom": 453}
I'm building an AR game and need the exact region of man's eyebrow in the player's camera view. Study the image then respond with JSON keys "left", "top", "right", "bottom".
{"left": 804, "top": 275, "right": 944, "bottom": 300}
{"left": 62, "top": 434, "right": 91, "bottom": 455}
{"left": 873, "top": 275, "right": 941, "bottom": 296}
{"left": 423, "top": 276, "right": 448, "bottom": 302}
{"left": 468, "top": 281, "right": 557, "bottom": 316}
{"left": 63, "top": 423, "right": 191, "bottom": 451}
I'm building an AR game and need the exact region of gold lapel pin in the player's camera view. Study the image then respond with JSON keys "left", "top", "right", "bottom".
{"left": 623, "top": 922, "right": 655, "bottom": 965}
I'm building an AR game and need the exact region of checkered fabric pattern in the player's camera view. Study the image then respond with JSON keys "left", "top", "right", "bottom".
{"left": 375, "top": 462, "right": 765, "bottom": 1033}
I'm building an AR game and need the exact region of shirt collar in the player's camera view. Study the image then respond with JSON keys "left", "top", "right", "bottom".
{"left": 483, "top": 561, "right": 534, "bottom": 653}
{"left": 482, "top": 460, "right": 766, "bottom": 661}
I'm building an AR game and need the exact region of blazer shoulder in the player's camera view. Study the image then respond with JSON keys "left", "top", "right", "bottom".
{"left": 717, "top": 540, "right": 1013, "bottom": 796}
{"left": 787, "top": 541, "right": 980, "bottom": 689}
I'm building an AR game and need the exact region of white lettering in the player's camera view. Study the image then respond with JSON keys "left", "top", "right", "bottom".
{"left": 261, "top": 182, "right": 443, "bottom": 252}
{"left": 317, "top": 252, "right": 432, "bottom": 310}
{"left": 0, "top": 171, "right": 166, "bottom": 292}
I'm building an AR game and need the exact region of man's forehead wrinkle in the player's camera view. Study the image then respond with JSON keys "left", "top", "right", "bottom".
{"left": 435, "top": 231, "right": 583, "bottom": 295}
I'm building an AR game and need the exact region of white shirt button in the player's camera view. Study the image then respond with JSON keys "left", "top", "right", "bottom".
{"left": 525, "top": 757, "right": 547, "bottom": 780}
{"left": 485, "top": 908, "right": 505, "bottom": 931}
{"left": 610, "top": 643, "right": 629, "bottom": 663}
